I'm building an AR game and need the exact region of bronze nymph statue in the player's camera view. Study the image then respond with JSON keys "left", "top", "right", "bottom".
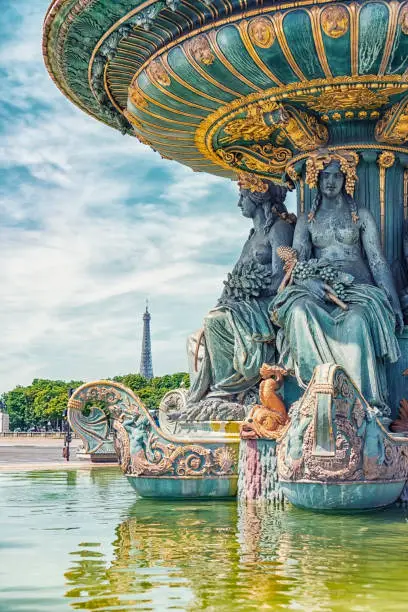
{"left": 272, "top": 151, "right": 403, "bottom": 416}
{"left": 185, "top": 174, "right": 295, "bottom": 421}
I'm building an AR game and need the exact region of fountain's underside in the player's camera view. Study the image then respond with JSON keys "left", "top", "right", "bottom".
{"left": 44, "top": 1, "right": 408, "bottom": 183}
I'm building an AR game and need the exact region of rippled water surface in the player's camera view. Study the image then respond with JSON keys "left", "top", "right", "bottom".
{"left": 1, "top": 469, "right": 408, "bottom": 611}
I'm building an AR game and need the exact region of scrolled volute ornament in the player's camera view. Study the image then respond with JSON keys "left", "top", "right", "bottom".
{"left": 305, "top": 149, "right": 359, "bottom": 197}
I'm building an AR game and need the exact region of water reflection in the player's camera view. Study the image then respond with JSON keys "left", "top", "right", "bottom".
{"left": 65, "top": 497, "right": 408, "bottom": 612}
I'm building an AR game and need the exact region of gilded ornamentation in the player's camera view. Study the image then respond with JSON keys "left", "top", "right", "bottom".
{"left": 189, "top": 35, "right": 214, "bottom": 66}
{"left": 248, "top": 17, "right": 275, "bottom": 49}
{"left": 277, "top": 364, "right": 408, "bottom": 485}
{"left": 68, "top": 380, "right": 239, "bottom": 478}
{"left": 128, "top": 87, "right": 148, "bottom": 110}
{"left": 241, "top": 364, "right": 289, "bottom": 440}
{"left": 222, "top": 102, "right": 278, "bottom": 143}
{"left": 400, "top": 6, "right": 408, "bottom": 36}
{"left": 375, "top": 100, "right": 408, "bottom": 145}
{"left": 237, "top": 172, "right": 268, "bottom": 193}
{"left": 267, "top": 105, "right": 328, "bottom": 151}
{"left": 321, "top": 5, "right": 349, "bottom": 39}
{"left": 378, "top": 151, "right": 396, "bottom": 170}
{"left": 299, "top": 86, "right": 400, "bottom": 114}
{"left": 218, "top": 144, "right": 292, "bottom": 176}
{"left": 378, "top": 151, "right": 395, "bottom": 245}
{"left": 146, "top": 60, "right": 171, "bottom": 87}
{"left": 129, "top": 433, "right": 237, "bottom": 478}
{"left": 305, "top": 149, "right": 359, "bottom": 196}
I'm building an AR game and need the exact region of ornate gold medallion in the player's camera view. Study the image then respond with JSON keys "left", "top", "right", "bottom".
{"left": 189, "top": 35, "right": 215, "bottom": 66}
{"left": 248, "top": 17, "right": 275, "bottom": 49}
{"left": 321, "top": 5, "right": 349, "bottom": 39}
{"left": 146, "top": 59, "right": 171, "bottom": 87}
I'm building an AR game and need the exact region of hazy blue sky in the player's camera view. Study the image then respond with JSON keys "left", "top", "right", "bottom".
{"left": 0, "top": 1, "right": 295, "bottom": 392}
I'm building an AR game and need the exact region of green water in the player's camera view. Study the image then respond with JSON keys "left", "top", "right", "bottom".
{"left": 1, "top": 469, "right": 408, "bottom": 611}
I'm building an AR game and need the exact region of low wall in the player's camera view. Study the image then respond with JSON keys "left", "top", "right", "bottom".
{"left": 0, "top": 432, "right": 78, "bottom": 439}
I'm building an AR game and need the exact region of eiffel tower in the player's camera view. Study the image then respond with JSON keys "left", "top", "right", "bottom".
{"left": 139, "top": 301, "right": 153, "bottom": 380}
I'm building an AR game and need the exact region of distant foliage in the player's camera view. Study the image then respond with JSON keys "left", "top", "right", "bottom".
{"left": 1, "top": 373, "right": 190, "bottom": 430}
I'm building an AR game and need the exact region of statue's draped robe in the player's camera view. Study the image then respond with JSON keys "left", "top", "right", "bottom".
{"left": 188, "top": 297, "right": 275, "bottom": 403}
{"left": 271, "top": 283, "right": 400, "bottom": 413}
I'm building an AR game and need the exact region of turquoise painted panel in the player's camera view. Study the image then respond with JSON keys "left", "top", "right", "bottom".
{"left": 283, "top": 10, "right": 325, "bottom": 80}
{"left": 321, "top": 27, "right": 351, "bottom": 78}
{"left": 358, "top": 2, "right": 389, "bottom": 75}
{"left": 216, "top": 25, "right": 282, "bottom": 90}
{"left": 246, "top": 34, "right": 300, "bottom": 85}
{"left": 127, "top": 476, "right": 237, "bottom": 498}
{"left": 128, "top": 99, "right": 202, "bottom": 126}
{"left": 130, "top": 106, "right": 195, "bottom": 135}
{"left": 387, "top": 21, "right": 408, "bottom": 75}
{"left": 137, "top": 73, "right": 211, "bottom": 117}
{"left": 138, "top": 70, "right": 219, "bottom": 111}
{"left": 280, "top": 480, "right": 406, "bottom": 511}
{"left": 167, "top": 46, "right": 235, "bottom": 103}
{"left": 182, "top": 40, "right": 256, "bottom": 97}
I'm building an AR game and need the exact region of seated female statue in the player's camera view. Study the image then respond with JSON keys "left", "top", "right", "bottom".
{"left": 186, "top": 173, "right": 295, "bottom": 417}
{"left": 271, "top": 151, "right": 403, "bottom": 416}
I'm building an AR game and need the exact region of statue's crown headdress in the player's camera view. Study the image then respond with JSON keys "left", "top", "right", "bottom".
{"left": 305, "top": 149, "right": 359, "bottom": 196}
{"left": 237, "top": 172, "right": 269, "bottom": 194}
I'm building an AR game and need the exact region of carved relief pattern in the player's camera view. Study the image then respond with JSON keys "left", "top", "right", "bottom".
{"left": 189, "top": 35, "right": 215, "bottom": 65}
{"left": 146, "top": 60, "right": 171, "bottom": 87}
{"left": 321, "top": 5, "right": 350, "bottom": 39}
{"left": 277, "top": 365, "right": 408, "bottom": 484}
{"left": 68, "top": 381, "right": 238, "bottom": 478}
{"left": 248, "top": 17, "right": 275, "bottom": 49}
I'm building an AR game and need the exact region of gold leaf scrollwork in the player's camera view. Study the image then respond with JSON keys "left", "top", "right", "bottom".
{"left": 248, "top": 16, "right": 275, "bottom": 49}
{"left": 189, "top": 34, "right": 215, "bottom": 65}
{"left": 130, "top": 433, "right": 237, "bottom": 478}
{"left": 378, "top": 150, "right": 396, "bottom": 169}
{"left": 222, "top": 103, "right": 278, "bottom": 143}
{"left": 269, "top": 106, "right": 328, "bottom": 151}
{"left": 218, "top": 144, "right": 292, "bottom": 175}
{"left": 321, "top": 5, "right": 349, "bottom": 39}
{"left": 375, "top": 100, "right": 408, "bottom": 145}
{"left": 146, "top": 59, "right": 171, "bottom": 87}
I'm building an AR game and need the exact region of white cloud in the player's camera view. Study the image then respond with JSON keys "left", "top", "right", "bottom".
{"left": 0, "top": 1, "right": 295, "bottom": 393}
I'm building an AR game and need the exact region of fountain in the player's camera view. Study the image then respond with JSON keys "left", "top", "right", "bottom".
{"left": 44, "top": 0, "right": 408, "bottom": 510}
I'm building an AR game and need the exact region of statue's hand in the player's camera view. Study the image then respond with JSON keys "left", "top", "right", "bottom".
{"left": 300, "top": 278, "right": 327, "bottom": 301}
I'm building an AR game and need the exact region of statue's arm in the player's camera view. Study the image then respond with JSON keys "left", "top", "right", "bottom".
{"left": 360, "top": 208, "right": 403, "bottom": 331}
{"left": 292, "top": 214, "right": 312, "bottom": 261}
{"left": 270, "top": 219, "right": 295, "bottom": 276}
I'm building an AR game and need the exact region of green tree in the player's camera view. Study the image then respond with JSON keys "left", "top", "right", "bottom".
{"left": 2, "top": 373, "right": 189, "bottom": 430}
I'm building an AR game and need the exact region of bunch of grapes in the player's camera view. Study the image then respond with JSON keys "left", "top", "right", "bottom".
{"left": 221, "top": 261, "right": 272, "bottom": 302}
{"left": 293, "top": 261, "right": 313, "bottom": 281}
{"left": 293, "top": 260, "right": 351, "bottom": 302}
{"left": 319, "top": 265, "right": 337, "bottom": 284}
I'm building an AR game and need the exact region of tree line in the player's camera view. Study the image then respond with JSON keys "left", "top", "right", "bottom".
{"left": 1, "top": 373, "right": 190, "bottom": 431}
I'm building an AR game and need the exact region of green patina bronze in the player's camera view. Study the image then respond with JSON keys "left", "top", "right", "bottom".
{"left": 45, "top": 1, "right": 408, "bottom": 511}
